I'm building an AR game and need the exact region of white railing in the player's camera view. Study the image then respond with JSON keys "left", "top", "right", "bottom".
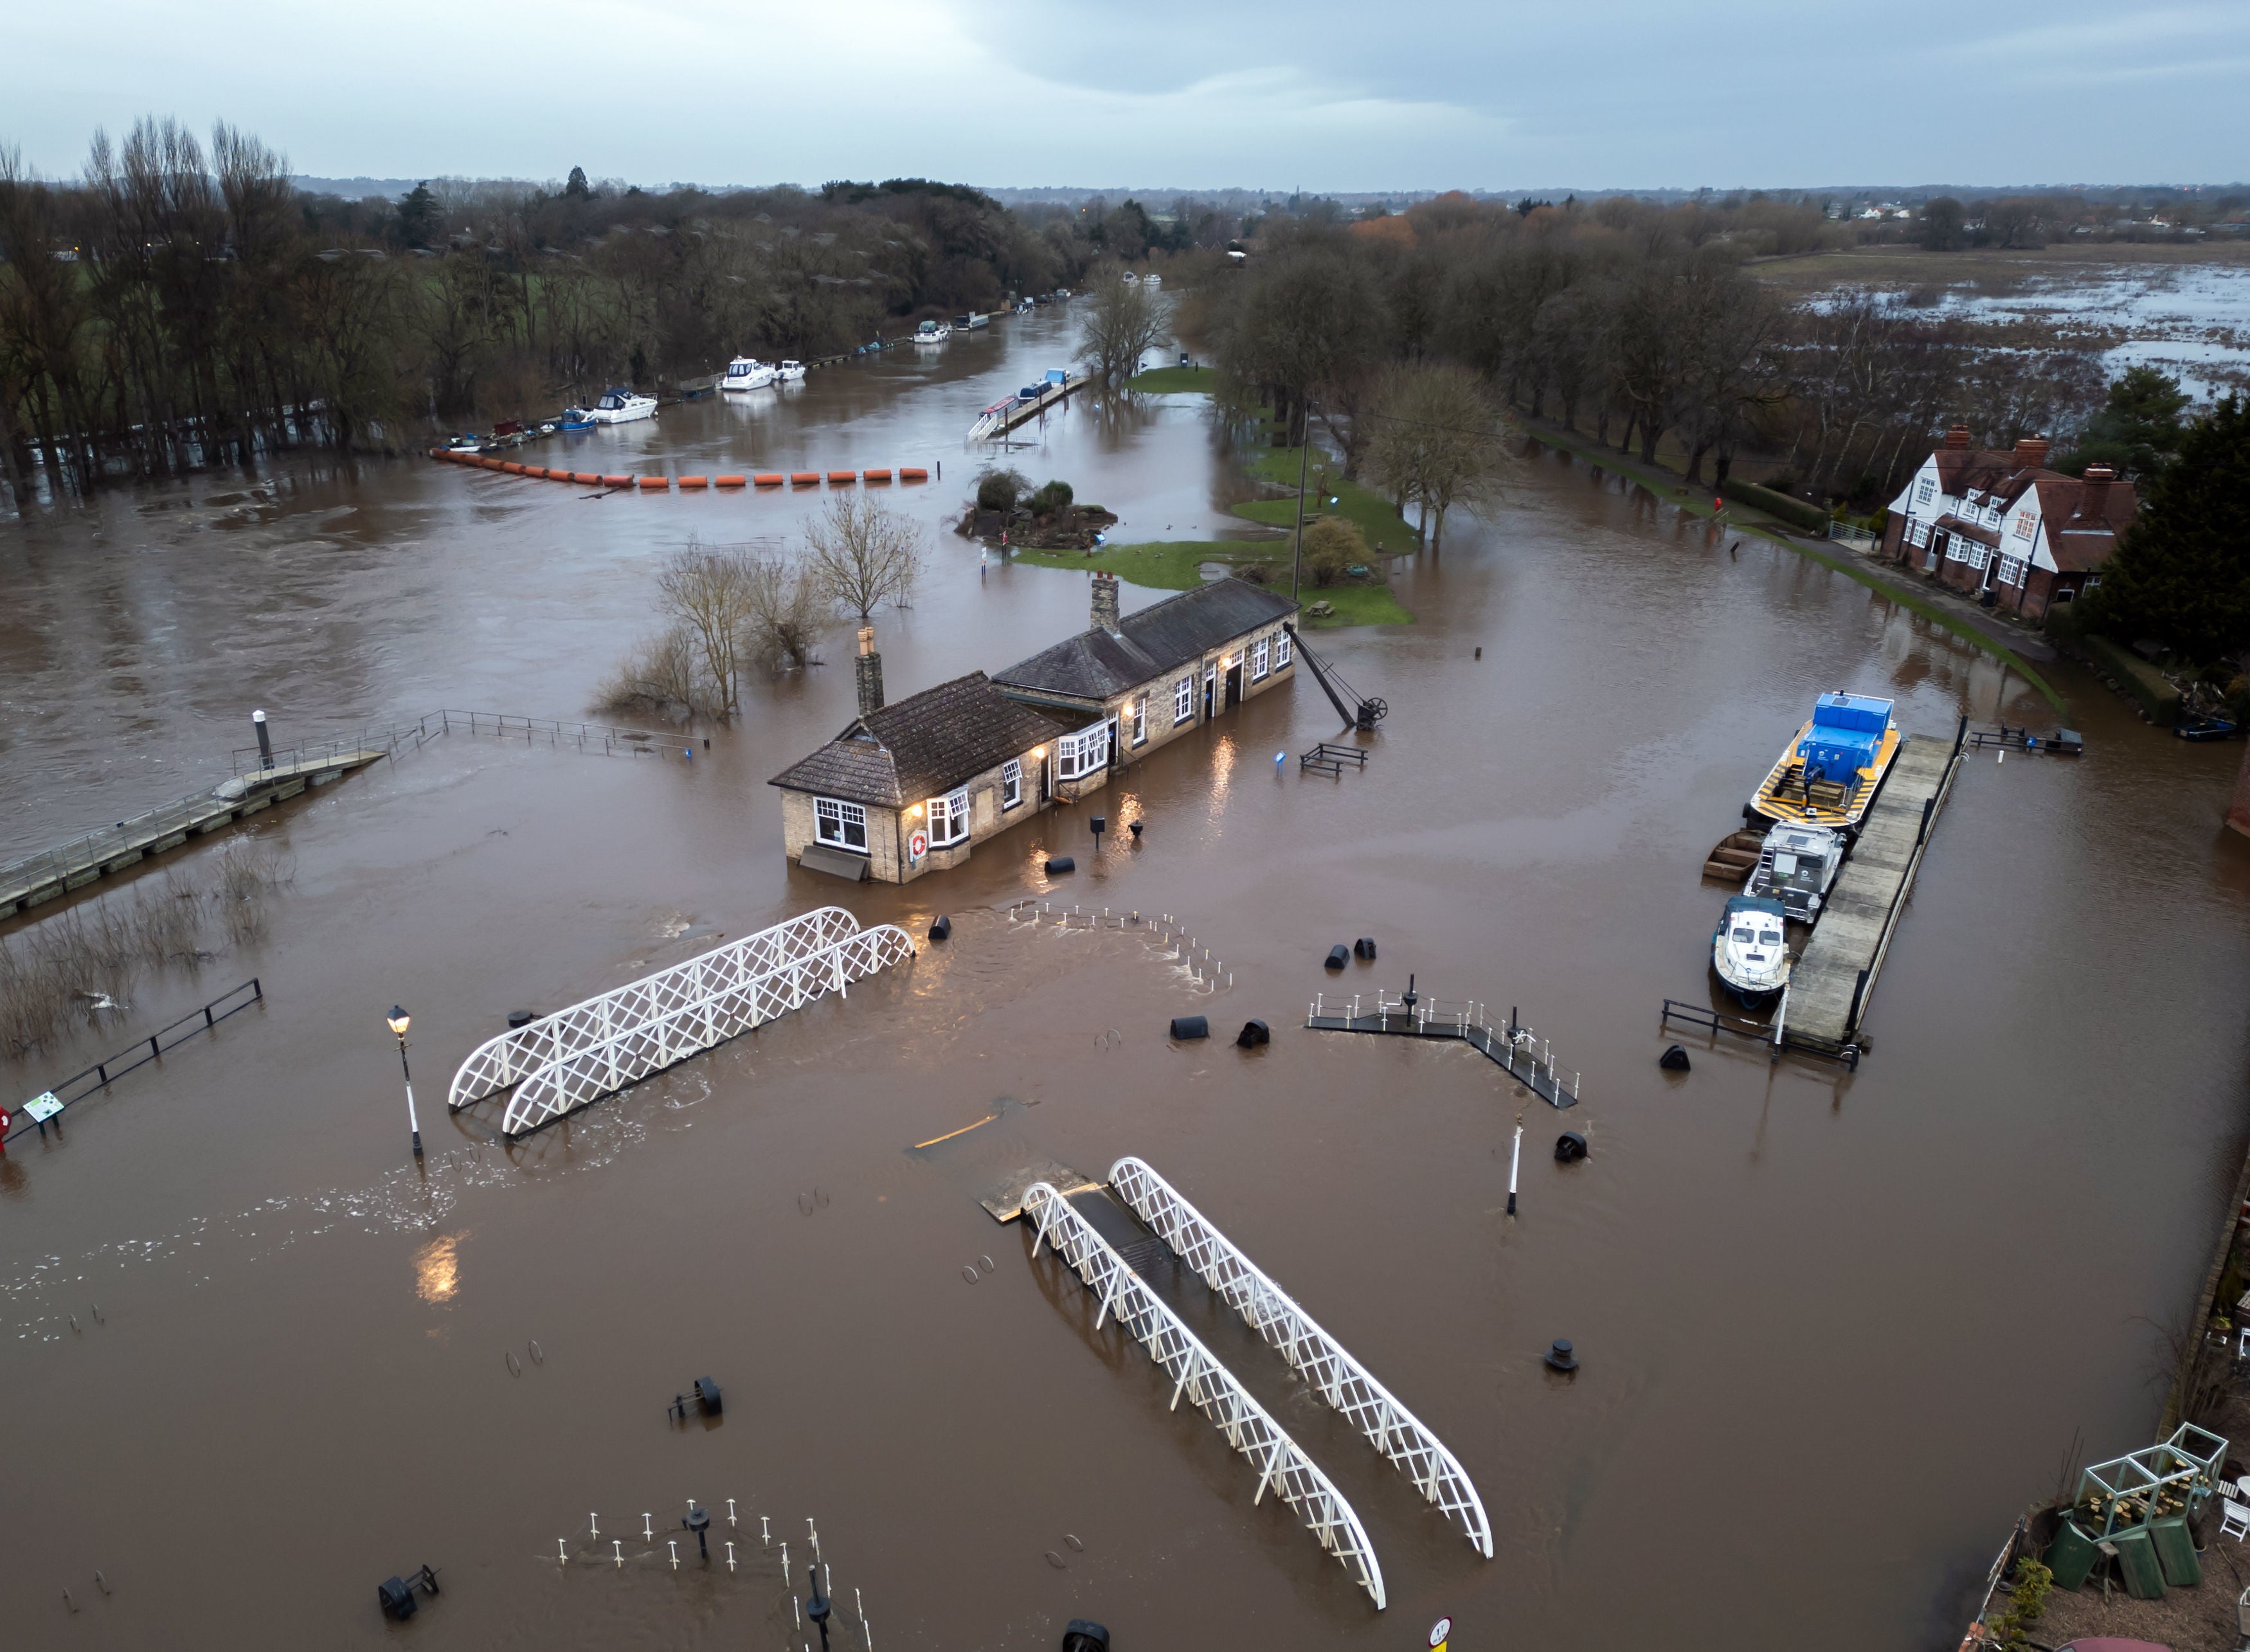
{"left": 1107, "top": 1157, "right": 1493, "bottom": 1558}
{"left": 1023, "top": 1180, "right": 1386, "bottom": 1610}
{"left": 448, "top": 906, "right": 914, "bottom": 1137}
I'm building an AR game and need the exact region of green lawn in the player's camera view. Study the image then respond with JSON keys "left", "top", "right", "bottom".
{"left": 1005, "top": 538, "right": 1412, "bottom": 627}
{"left": 1124, "top": 364, "right": 1218, "bottom": 393}
{"left": 1236, "top": 445, "right": 1418, "bottom": 552}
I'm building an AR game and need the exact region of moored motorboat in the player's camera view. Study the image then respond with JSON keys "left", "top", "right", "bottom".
{"left": 914, "top": 320, "right": 952, "bottom": 345}
{"left": 1745, "top": 822, "right": 1845, "bottom": 922}
{"left": 1751, "top": 692, "right": 1900, "bottom": 829}
{"left": 580, "top": 388, "right": 658, "bottom": 425}
{"left": 774, "top": 359, "right": 806, "bottom": 382}
{"left": 721, "top": 355, "right": 775, "bottom": 393}
{"left": 1712, "top": 895, "right": 1791, "bottom": 1003}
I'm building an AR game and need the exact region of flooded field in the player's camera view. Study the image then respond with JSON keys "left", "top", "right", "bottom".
{"left": 4, "top": 309, "right": 2249, "bottom": 1650}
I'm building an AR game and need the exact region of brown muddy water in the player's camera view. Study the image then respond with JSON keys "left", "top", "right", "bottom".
{"left": 4, "top": 309, "right": 2249, "bottom": 1651}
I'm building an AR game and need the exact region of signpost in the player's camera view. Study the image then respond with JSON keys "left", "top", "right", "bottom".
{"left": 1430, "top": 1615, "right": 1453, "bottom": 1650}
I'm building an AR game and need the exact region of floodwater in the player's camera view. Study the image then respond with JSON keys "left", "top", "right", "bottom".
{"left": 3, "top": 309, "right": 2249, "bottom": 1652}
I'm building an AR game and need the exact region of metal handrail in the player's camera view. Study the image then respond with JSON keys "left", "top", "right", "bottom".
{"left": 3, "top": 978, "right": 264, "bottom": 1144}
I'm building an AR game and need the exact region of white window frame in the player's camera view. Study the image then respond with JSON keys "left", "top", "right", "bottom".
{"left": 1965, "top": 542, "right": 1990, "bottom": 571}
{"left": 1130, "top": 693, "right": 1148, "bottom": 746}
{"left": 814, "top": 796, "right": 869, "bottom": 854}
{"left": 927, "top": 787, "right": 971, "bottom": 847}
{"left": 1914, "top": 478, "right": 1934, "bottom": 507}
{"left": 1997, "top": 554, "right": 2026, "bottom": 587}
{"left": 1000, "top": 759, "right": 1022, "bottom": 810}
{"left": 1274, "top": 629, "right": 1292, "bottom": 669}
{"left": 1251, "top": 637, "right": 1269, "bottom": 681}
{"left": 2012, "top": 512, "right": 2034, "bottom": 539}
{"left": 1054, "top": 721, "right": 1111, "bottom": 782}
{"left": 1174, "top": 675, "right": 1194, "bottom": 725}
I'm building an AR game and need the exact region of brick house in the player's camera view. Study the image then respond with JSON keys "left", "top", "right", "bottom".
{"left": 1882, "top": 427, "right": 2138, "bottom": 622}
{"left": 989, "top": 572, "right": 1298, "bottom": 765}
{"left": 768, "top": 575, "right": 1299, "bottom": 884}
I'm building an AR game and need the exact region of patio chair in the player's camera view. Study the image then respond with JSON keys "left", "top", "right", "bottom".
{"left": 2220, "top": 1483, "right": 2250, "bottom": 1542}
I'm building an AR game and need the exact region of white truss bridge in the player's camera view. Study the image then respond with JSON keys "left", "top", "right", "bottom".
{"left": 447, "top": 906, "right": 915, "bottom": 1138}
{"left": 1022, "top": 1180, "right": 1386, "bottom": 1610}
{"left": 1108, "top": 1156, "right": 1493, "bottom": 1559}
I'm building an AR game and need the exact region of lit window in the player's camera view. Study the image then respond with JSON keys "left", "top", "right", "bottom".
{"left": 1174, "top": 676, "right": 1193, "bottom": 724}
{"left": 1252, "top": 638, "right": 1269, "bottom": 681}
{"left": 1130, "top": 694, "right": 1148, "bottom": 746}
{"left": 1274, "top": 630, "right": 1292, "bottom": 669}
{"left": 815, "top": 797, "right": 868, "bottom": 852}
{"left": 928, "top": 788, "right": 970, "bottom": 846}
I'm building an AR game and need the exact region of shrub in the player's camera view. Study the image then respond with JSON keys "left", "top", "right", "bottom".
{"left": 1302, "top": 516, "right": 1366, "bottom": 588}
{"left": 1029, "top": 479, "right": 1074, "bottom": 516}
{"left": 975, "top": 466, "right": 1029, "bottom": 513}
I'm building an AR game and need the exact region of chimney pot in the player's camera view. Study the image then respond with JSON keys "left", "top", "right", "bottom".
{"left": 1943, "top": 425, "right": 1973, "bottom": 450}
{"left": 2013, "top": 435, "right": 2051, "bottom": 468}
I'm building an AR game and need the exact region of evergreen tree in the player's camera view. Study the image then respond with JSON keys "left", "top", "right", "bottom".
{"left": 565, "top": 165, "right": 591, "bottom": 200}
{"left": 2082, "top": 393, "right": 2250, "bottom": 663}
{"left": 395, "top": 181, "right": 438, "bottom": 247}
{"left": 2058, "top": 366, "right": 2190, "bottom": 477}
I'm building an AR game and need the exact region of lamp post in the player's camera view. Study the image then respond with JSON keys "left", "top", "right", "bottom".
{"left": 1290, "top": 399, "right": 1316, "bottom": 600}
{"left": 387, "top": 1006, "right": 422, "bottom": 1159}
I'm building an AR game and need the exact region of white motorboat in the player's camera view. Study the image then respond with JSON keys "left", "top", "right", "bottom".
{"left": 1143, "top": 273, "right": 1162, "bottom": 289}
{"left": 774, "top": 359, "right": 806, "bottom": 382}
{"left": 1712, "top": 895, "right": 1791, "bottom": 1003}
{"left": 721, "top": 355, "right": 775, "bottom": 393}
{"left": 1746, "top": 822, "right": 1845, "bottom": 922}
{"left": 914, "top": 320, "right": 951, "bottom": 345}
{"left": 580, "top": 388, "right": 657, "bottom": 425}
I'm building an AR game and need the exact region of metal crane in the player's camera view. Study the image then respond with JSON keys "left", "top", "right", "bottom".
{"left": 1283, "top": 622, "right": 1388, "bottom": 732}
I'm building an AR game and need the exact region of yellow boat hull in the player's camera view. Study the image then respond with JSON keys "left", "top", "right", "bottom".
{"left": 1752, "top": 719, "right": 1900, "bottom": 828}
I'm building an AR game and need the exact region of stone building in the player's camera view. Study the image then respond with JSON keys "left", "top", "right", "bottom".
{"left": 768, "top": 576, "right": 1300, "bottom": 884}
{"left": 1881, "top": 428, "right": 2138, "bottom": 622}
{"left": 989, "top": 572, "right": 1299, "bottom": 767}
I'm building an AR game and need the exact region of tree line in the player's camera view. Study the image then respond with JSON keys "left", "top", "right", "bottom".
{"left": 0, "top": 118, "right": 1179, "bottom": 499}
{"left": 1191, "top": 191, "right": 2112, "bottom": 512}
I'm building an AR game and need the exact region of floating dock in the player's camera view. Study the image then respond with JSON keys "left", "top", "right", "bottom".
{"left": 1780, "top": 730, "right": 1964, "bottom": 1045}
{"left": 969, "top": 374, "right": 1092, "bottom": 442}
{"left": 0, "top": 753, "right": 384, "bottom": 919}
{"left": 1306, "top": 990, "right": 1579, "bottom": 1108}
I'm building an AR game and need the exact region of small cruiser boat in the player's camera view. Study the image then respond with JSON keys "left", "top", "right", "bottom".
{"left": 572, "top": 388, "right": 658, "bottom": 426}
{"left": 774, "top": 359, "right": 806, "bottom": 382}
{"left": 1713, "top": 894, "right": 1791, "bottom": 1003}
{"left": 1143, "top": 273, "right": 1162, "bottom": 289}
{"left": 914, "top": 320, "right": 952, "bottom": 345}
{"left": 721, "top": 355, "right": 775, "bottom": 393}
{"left": 444, "top": 433, "right": 483, "bottom": 453}
{"left": 1745, "top": 822, "right": 1845, "bottom": 922}
{"left": 1751, "top": 692, "right": 1900, "bottom": 829}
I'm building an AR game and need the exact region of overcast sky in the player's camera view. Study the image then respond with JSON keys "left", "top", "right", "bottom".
{"left": 10, "top": 0, "right": 2249, "bottom": 192}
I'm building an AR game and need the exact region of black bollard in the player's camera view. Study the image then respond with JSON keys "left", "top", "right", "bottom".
{"left": 1090, "top": 815, "right": 1105, "bottom": 853}
{"left": 685, "top": 1502, "right": 711, "bottom": 1560}
{"left": 1555, "top": 1131, "right": 1589, "bottom": 1162}
{"left": 252, "top": 708, "right": 275, "bottom": 771}
{"left": 1169, "top": 1015, "right": 1210, "bottom": 1041}
{"left": 807, "top": 1565, "right": 833, "bottom": 1650}
{"left": 1236, "top": 1019, "right": 1270, "bottom": 1048}
{"left": 928, "top": 915, "right": 952, "bottom": 942}
{"left": 1658, "top": 1044, "right": 1691, "bottom": 1072}
{"left": 1353, "top": 937, "right": 1377, "bottom": 960}
{"left": 1324, "top": 944, "right": 1349, "bottom": 970}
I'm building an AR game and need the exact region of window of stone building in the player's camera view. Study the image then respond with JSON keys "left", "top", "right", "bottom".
{"left": 1174, "top": 676, "right": 1194, "bottom": 724}
{"left": 815, "top": 797, "right": 868, "bottom": 852}
{"left": 1252, "top": 638, "right": 1269, "bottom": 680}
{"left": 1274, "top": 629, "right": 1292, "bottom": 669}
{"left": 928, "top": 788, "right": 971, "bottom": 846}
{"left": 1001, "top": 759, "right": 1022, "bottom": 809}
{"left": 1130, "top": 693, "right": 1148, "bottom": 745}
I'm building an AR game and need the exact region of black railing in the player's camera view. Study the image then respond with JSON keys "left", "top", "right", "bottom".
{"left": 3, "top": 978, "right": 263, "bottom": 1145}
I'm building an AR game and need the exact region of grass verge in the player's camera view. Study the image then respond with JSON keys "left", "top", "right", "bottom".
{"left": 1237, "top": 445, "right": 1418, "bottom": 550}
{"left": 1124, "top": 364, "right": 1217, "bottom": 393}
{"left": 1521, "top": 423, "right": 2066, "bottom": 712}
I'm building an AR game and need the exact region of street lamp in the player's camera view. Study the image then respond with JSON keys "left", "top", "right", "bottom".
{"left": 387, "top": 1006, "right": 422, "bottom": 1159}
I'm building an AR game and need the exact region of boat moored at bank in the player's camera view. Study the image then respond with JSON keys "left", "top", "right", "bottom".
{"left": 1746, "top": 821, "right": 1846, "bottom": 921}
{"left": 1751, "top": 692, "right": 1900, "bottom": 829}
{"left": 722, "top": 356, "right": 775, "bottom": 393}
{"left": 1713, "top": 894, "right": 1792, "bottom": 1002}
{"left": 569, "top": 388, "right": 658, "bottom": 425}
{"left": 774, "top": 359, "right": 806, "bottom": 382}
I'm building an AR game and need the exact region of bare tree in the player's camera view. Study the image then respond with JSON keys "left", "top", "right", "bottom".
{"left": 805, "top": 494, "right": 924, "bottom": 622}
{"left": 744, "top": 553, "right": 825, "bottom": 670}
{"left": 1366, "top": 363, "right": 1510, "bottom": 550}
{"left": 655, "top": 535, "right": 759, "bottom": 717}
{"left": 1076, "top": 262, "right": 1166, "bottom": 391}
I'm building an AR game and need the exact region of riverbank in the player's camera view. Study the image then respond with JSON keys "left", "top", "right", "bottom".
{"left": 1516, "top": 418, "right": 2069, "bottom": 712}
{"left": 1006, "top": 538, "right": 1412, "bottom": 627}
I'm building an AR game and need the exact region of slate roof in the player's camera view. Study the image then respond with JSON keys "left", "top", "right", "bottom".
{"left": 992, "top": 579, "right": 1298, "bottom": 705}
{"left": 768, "top": 672, "right": 1074, "bottom": 809}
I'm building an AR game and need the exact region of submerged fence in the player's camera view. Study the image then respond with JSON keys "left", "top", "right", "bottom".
{"left": 3, "top": 978, "right": 263, "bottom": 1147}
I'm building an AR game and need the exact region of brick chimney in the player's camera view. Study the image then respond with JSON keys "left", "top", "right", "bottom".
{"left": 2013, "top": 435, "right": 2051, "bottom": 468}
{"left": 854, "top": 624, "right": 884, "bottom": 716}
{"left": 2079, "top": 464, "right": 2114, "bottom": 523}
{"left": 1943, "top": 425, "right": 1972, "bottom": 450}
{"left": 1090, "top": 570, "right": 1120, "bottom": 632}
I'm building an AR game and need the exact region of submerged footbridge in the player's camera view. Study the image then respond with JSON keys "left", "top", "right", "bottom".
{"left": 447, "top": 906, "right": 915, "bottom": 1137}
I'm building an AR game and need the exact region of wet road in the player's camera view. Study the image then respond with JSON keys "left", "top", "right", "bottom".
{"left": 3, "top": 310, "right": 2249, "bottom": 1650}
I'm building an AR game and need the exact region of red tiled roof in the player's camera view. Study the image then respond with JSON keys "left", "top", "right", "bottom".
{"left": 2031, "top": 474, "right": 2138, "bottom": 571}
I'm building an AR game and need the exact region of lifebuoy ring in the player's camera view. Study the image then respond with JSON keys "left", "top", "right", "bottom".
{"left": 908, "top": 830, "right": 928, "bottom": 859}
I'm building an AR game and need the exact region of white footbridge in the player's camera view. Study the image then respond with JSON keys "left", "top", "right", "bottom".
{"left": 447, "top": 906, "right": 915, "bottom": 1137}
{"left": 1108, "top": 1156, "right": 1493, "bottom": 1558}
{"left": 1022, "top": 1179, "right": 1387, "bottom": 1610}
